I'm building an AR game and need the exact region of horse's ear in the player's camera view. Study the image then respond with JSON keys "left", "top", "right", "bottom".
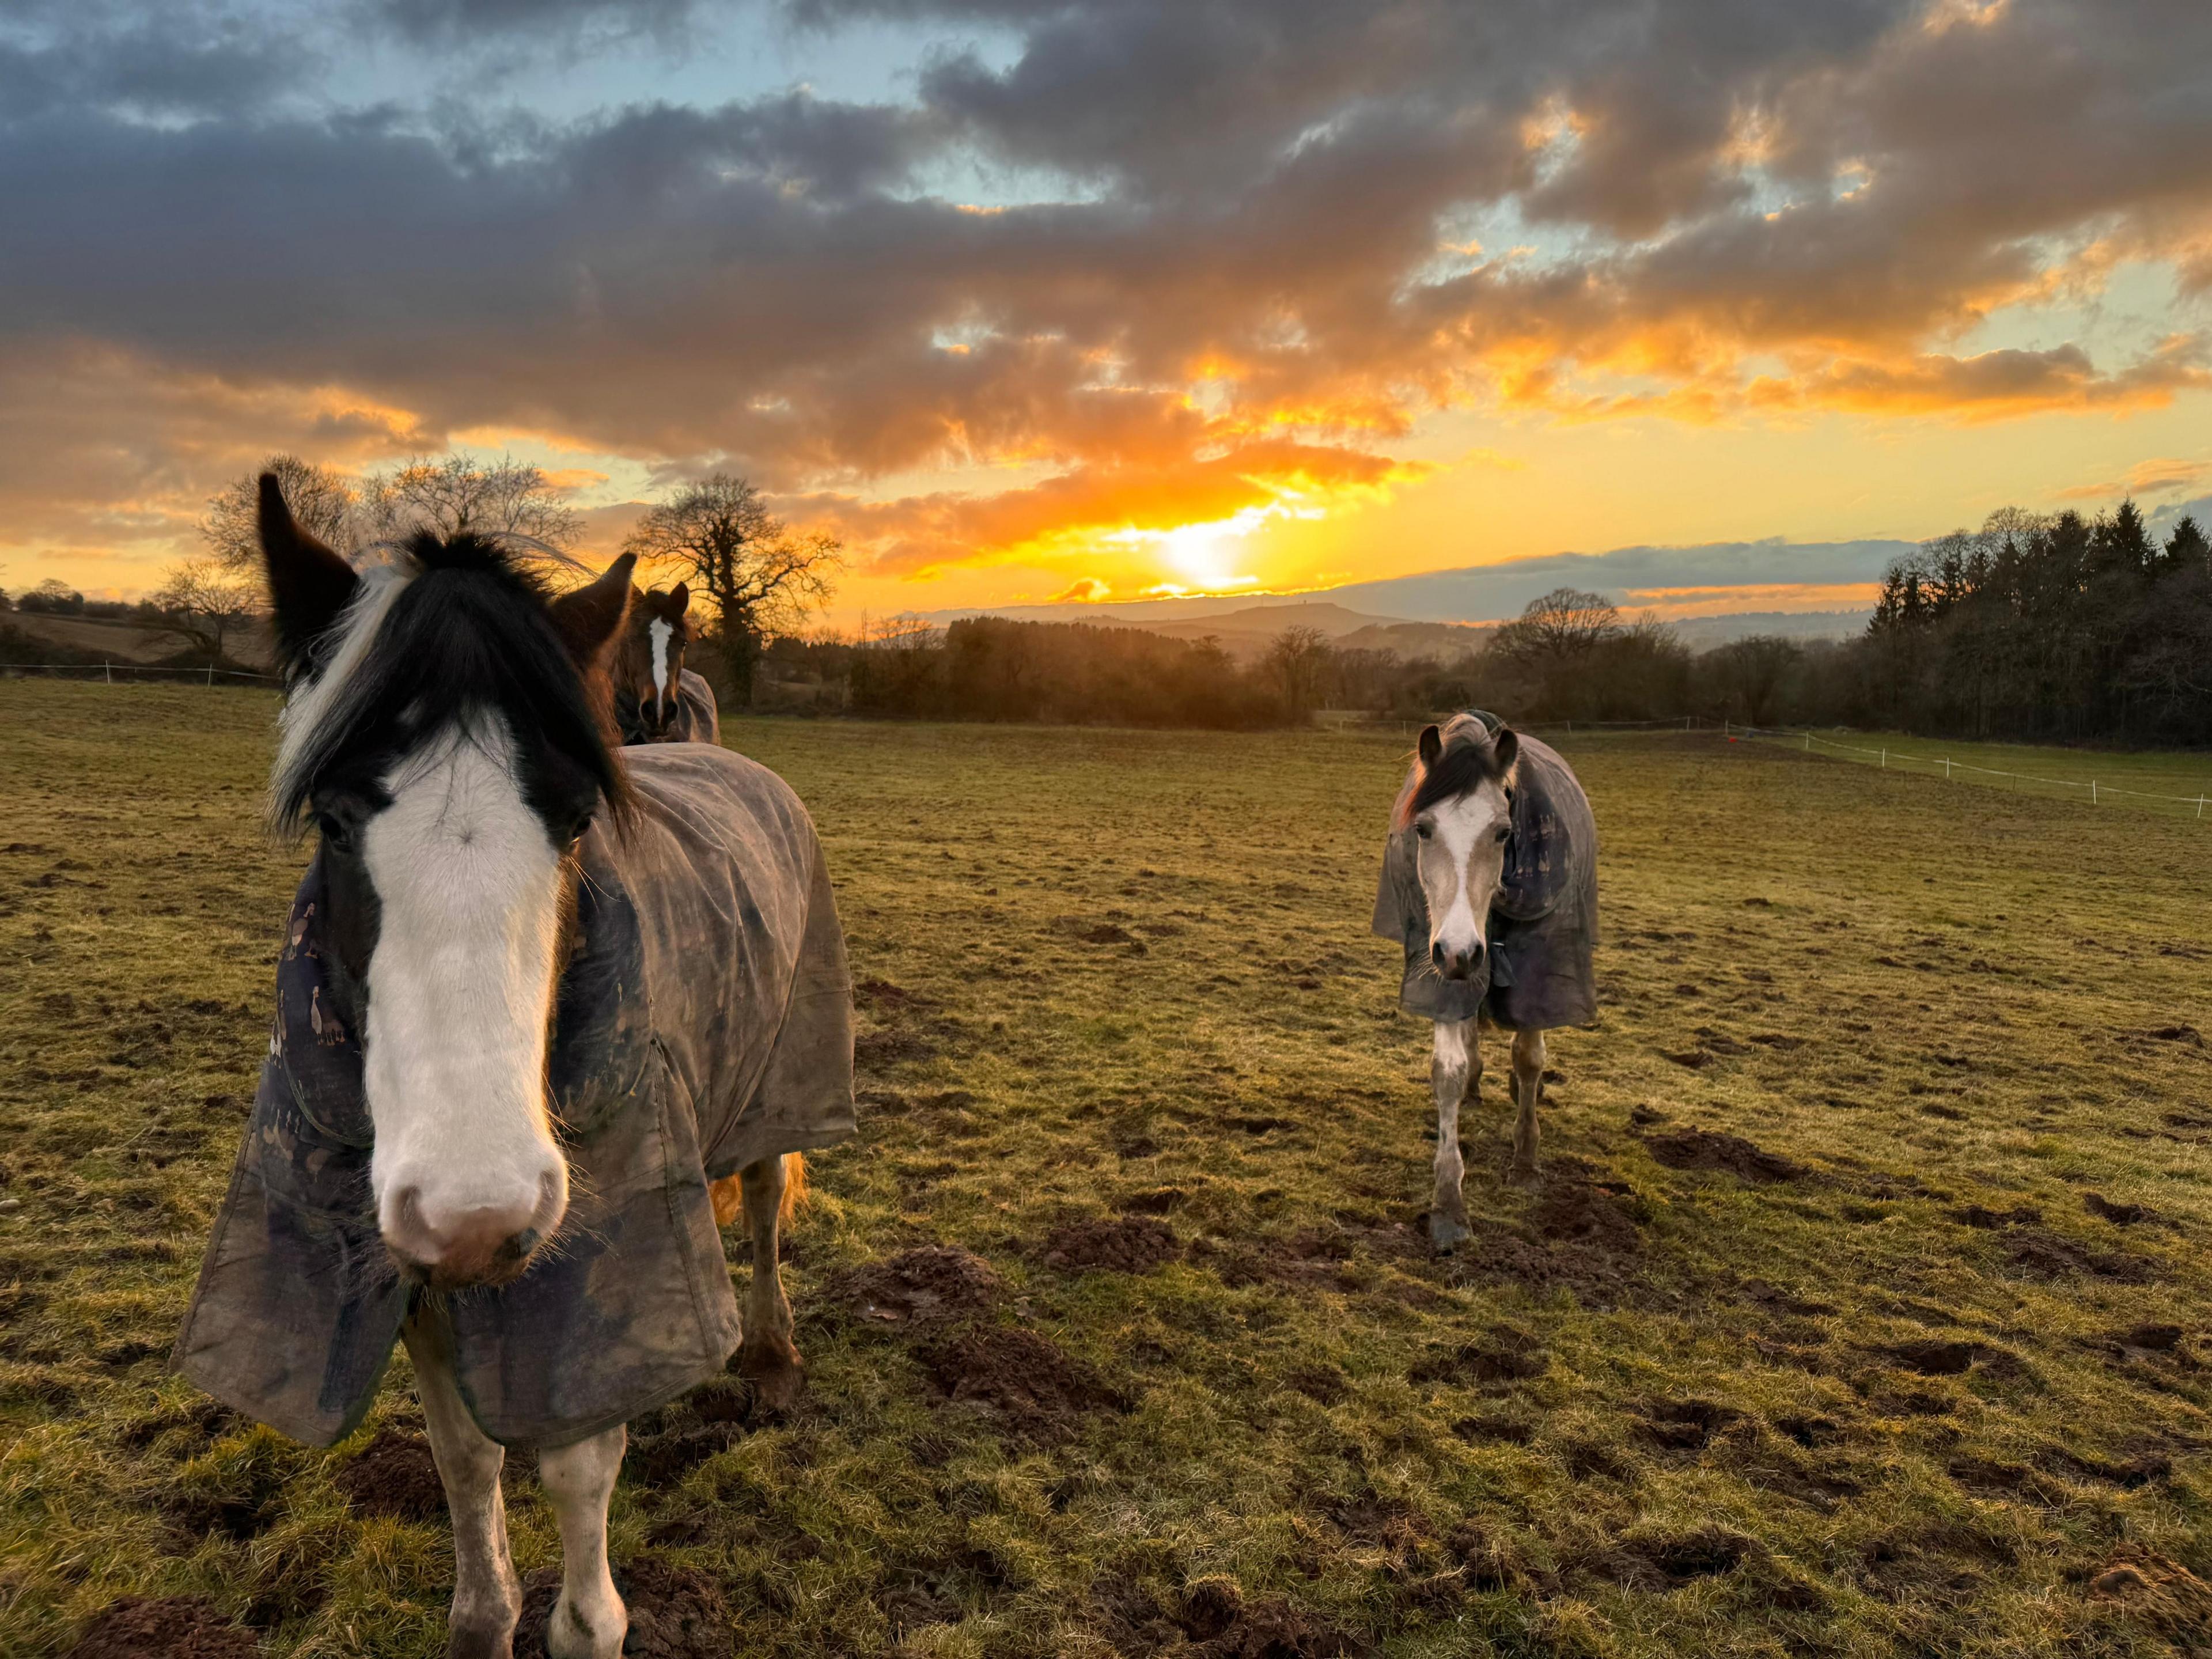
{"left": 1493, "top": 726, "right": 1520, "bottom": 789}
{"left": 1416, "top": 724, "right": 1442, "bottom": 768}
{"left": 549, "top": 554, "right": 636, "bottom": 673}
{"left": 669, "top": 582, "right": 690, "bottom": 617}
{"left": 258, "top": 472, "right": 358, "bottom": 676}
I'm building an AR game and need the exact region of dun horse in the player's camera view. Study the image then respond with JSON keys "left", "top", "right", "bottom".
{"left": 173, "top": 478, "right": 854, "bottom": 1658}
{"left": 611, "top": 582, "right": 719, "bottom": 745}
{"left": 1373, "top": 712, "right": 1598, "bottom": 1249}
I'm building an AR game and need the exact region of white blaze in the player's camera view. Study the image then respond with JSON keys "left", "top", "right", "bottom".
{"left": 1419, "top": 787, "right": 1509, "bottom": 965}
{"left": 360, "top": 718, "right": 569, "bottom": 1248}
{"left": 649, "top": 618, "right": 673, "bottom": 703}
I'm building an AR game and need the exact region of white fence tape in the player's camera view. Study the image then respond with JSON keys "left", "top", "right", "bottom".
{"left": 2, "top": 661, "right": 278, "bottom": 684}
{"left": 1723, "top": 721, "right": 2211, "bottom": 817}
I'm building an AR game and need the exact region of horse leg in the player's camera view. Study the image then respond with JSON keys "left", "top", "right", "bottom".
{"left": 402, "top": 1314, "right": 520, "bottom": 1659}
{"left": 539, "top": 1426, "right": 628, "bottom": 1659}
{"left": 736, "top": 1154, "right": 804, "bottom": 1410}
{"left": 1509, "top": 1026, "right": 1547, "bottom": 1182}
{"left": 1428, "top": 1016, "right": 1477, "bottom": 1252}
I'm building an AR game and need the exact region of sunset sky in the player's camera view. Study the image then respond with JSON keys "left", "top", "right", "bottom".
{"left": 4, "top": 0, "right": 2210, "bottom": 624}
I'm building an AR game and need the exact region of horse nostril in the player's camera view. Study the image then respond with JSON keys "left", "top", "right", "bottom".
{"left": 1431, "top": 941, "right": 1448, "bottom": 966}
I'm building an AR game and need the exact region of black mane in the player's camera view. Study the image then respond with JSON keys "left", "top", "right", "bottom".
{"left": 272, "top": 530, "right": 630, "bottom": 836}
{"left": 1409, "top": 737, "right": 1510, "bottom": 817}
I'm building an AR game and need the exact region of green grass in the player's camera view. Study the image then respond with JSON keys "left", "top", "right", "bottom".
{"left": 3, "top": 681, "right": 2210, "bottom": 1657}
{"left": 1734, "top": 728, "right": 2212, "bottom": 817}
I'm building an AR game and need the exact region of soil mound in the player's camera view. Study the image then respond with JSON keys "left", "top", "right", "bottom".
{"left": 333, "top": 1430, "right": 446, "bottom": 1523}
{"left": 1042, "top": 1216, "right": 1179, "bottom": 1274}
{"left": 840, "top": 1245, "right": 1003, "bottom": 1325}
{"left": 1644, "top": 1128, "right": 1804, "bottom": 1183}
{"left": 67, "top": 1597, "right": 256, "bottom": 1659}
{"left": 918, "top": 1325, "right": 1125, "bottom": 1439}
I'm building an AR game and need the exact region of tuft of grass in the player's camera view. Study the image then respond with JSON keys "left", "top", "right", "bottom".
{"left": 1, "top": 684, "right": 2209, "bottom": 1657}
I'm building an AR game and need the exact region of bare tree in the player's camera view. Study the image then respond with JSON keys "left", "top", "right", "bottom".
{"left": 622, "top": 474, "right": 843, "bottom": 704}
{"left": 203, "top": 455, "right": 357, "bottom": 569}
{"left": 1263, "top": 624, "right": 1335, "bottom": 718}
{"left": 359, "top": 454, "right": 584, "bottom": 548}
{"left": 1490, "top": 588, "right": 1620, "bottom": 666}
{"left": 148, "top": 556, "right": 263, "bottom": 661}
{"left": 1702, "top": 634, "right": 1802, "bottom": 725}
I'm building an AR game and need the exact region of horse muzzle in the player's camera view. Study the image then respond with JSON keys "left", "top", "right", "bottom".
{"left": 1431, "top": 939, "right": 1486, "bottom": 981}
{"left": 381, "top": 1169, "right": 566, "bottom": 1290}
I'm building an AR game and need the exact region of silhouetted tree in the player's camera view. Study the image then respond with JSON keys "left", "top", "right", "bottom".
{"left": 622, "top": 474, "right": 843, "bottom": 707}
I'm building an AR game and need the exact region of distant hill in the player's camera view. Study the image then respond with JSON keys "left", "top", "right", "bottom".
{"left": 1665, "top": 610, "right": 1867, "bottom": 649}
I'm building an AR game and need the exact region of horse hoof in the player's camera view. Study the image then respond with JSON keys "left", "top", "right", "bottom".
{"left": 1427, "top": 1212, "right": 1471, "bottom": 1253}
{"left": 1506, "top": 1158, "right": 1540, "bottom": 1187}
{"left": 737, "top": 1335, "right": 806, "bottom": 1412}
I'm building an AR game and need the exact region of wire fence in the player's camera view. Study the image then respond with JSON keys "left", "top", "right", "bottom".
{"left": 1, "top": 661, "right": 278, "bottom": 685}
{"left": 1361, "top": 711, "right": 2209, "bottom": 819}
{"left": 1723, "top": 721, "right": 2212, "bottom": 820}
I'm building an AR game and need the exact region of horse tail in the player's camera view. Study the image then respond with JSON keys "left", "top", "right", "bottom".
{"left": 707, "top": 1152, "right": 810, "bottom": 1229}
{"left": 779, "top": 1152, "right": 809, "bottom": 1221}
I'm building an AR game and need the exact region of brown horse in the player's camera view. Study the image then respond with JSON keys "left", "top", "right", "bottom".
{"left": 608, "top": 585, "right": 793, "bottom": 1236}
{"left": 611, "top": 583, "right": 719, "bottom": 745}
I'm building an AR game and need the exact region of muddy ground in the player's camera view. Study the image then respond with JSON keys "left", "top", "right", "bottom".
{"left": 1, "top": 686, "right": 2209, "bottom": 1656}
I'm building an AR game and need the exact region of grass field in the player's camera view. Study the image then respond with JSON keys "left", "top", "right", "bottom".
{"left": 3, "top": 681, "right": 2210, "bottom": 1658}
{"left": 1733, "top": 729, "right": 2212, "bottom": 818}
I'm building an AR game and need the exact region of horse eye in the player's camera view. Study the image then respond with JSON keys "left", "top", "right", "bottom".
{"left": 1495, "top": 825, "right": 1511, "bottom": 843}
{"left": 1415, "top": 823, "right": 1433, "bottom": 841}
{"left": 316, "top": 812, "right": 354, "bottom": 853}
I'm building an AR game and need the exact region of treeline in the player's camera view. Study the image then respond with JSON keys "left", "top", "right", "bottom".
{"left": 843, "top": 618, "right": 1286, "bottom": 727}
{"left": 790, "top": 500, "right": 2211, "bottom": 745}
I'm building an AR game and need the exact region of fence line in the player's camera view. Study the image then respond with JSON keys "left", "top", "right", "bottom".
{"left": 2, "top": 661, "right": 278, "bottom": 684}
{"left": 1723, "top": 720, "right": 2211, "bottom": 818}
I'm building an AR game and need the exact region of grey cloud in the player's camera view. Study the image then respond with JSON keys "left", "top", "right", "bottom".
{"left": 3, "top": 0, "right": 2210, "bottom": 574}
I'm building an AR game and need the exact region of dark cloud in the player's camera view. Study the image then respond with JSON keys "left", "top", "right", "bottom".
{"left": 358, "top": 0, "right": 707, "bottom": 50}
{"left": 3, "top": 0, "right": 2211, "bottom": 579}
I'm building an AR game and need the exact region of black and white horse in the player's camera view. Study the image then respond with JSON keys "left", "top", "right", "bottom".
{"left": 178, "top": 478, "right": 853, "bottom": 1658}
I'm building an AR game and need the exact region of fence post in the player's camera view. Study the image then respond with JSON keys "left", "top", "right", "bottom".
{"left": 1880, "top": 748, "right": 1885, "bottom": 769}
{"left": 2092, "top": 779, "right": 2098, "bottom": 805}
{"left": 206, "top": 664, "right": 213, "bottom": 687}
{"left": 2198, "top": 795, "right": 2205, "bottom": 820}
{"left": 1944, "top": 757, "right": 1951, "bottom": 781}
{"left": 104, "top": 660, "right": 112, "bottom": 685}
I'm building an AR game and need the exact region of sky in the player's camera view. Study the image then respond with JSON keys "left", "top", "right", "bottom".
{"left": 3, "top": 0, "right": 2211, "bottom": 626}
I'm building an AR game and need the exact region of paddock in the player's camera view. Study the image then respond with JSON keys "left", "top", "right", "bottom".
{"left": 2, "top": 680, "right": 2207, "bottom": 1657}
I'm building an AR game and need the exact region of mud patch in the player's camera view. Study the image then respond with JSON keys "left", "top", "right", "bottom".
{"left": 67, "top": 1596, "right": 257, "bottom": 1659}
{"left": 1041, "top": 1215, "right": 1179, "bottom": 1274}
{"left": 332, "top": 1430, "right": 446, "bottom": 1523}
{"left": 1638, "top": 1399, "right": 1743, "bottom": 1450}
{"left": 1408, "top": 1324, "right": 1547, "bottom": 1387}
{"left": 1281, "top": 1363, "right": 1348, "bottom": 1405}
{"left": 838, "top": 1245, "right": 1003, "bottom": 1326}
{"left": 918, "top": 1325, "right": 1127, "bottom": 1440}
{"left": 1450, "top": 1169, "right": 1647, "bottom": 1306}
{"left": 1582, "top": 1527, "right": 1763, "bottom": 1590}
{"left": 2083, "top": 1191, "right": 2156, "bottom": 1226}
{"left": 1952, "top": 1203, "right": 2041, "bottom": 1229}
{"left": 1644, "top": 1128, "right": 1804, "bottom": 1183}
{"left": 1884, "top": 1339, "right": 1978, "bottom": 1377}
{"left": 1175, "top": 1578, "right": 1363, "bottom": 1658}
{"left": 2002, "top": 1229, "right": 2152, "bottom": 1283}
{"left": 514, "top": 1558, "right": 730, "bottom": 1659}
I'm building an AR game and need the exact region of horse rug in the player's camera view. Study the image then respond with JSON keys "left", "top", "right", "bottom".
{"left": 172, "top": 743, "right": 855, "bottom": 1449}
{"left": 618, "top": 666, "right": 719, "bottom": 747}
{"left": 1370, "top": 715, "right": 1599, "bottom": 1031}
